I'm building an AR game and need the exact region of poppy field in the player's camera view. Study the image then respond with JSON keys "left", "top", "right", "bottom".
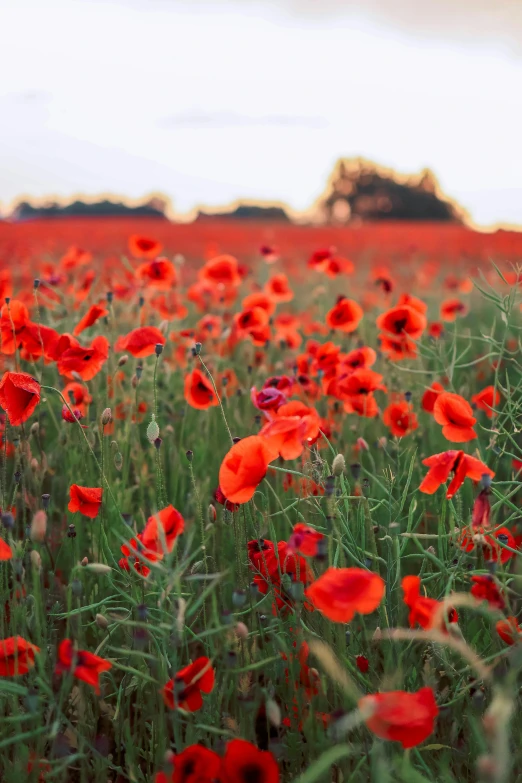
{"left": 1, "top": 218, "right": 522, "bottom": 783}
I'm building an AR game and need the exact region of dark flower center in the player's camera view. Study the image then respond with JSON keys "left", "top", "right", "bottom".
{"left": 241, "top": 764, "right": 263, "bottom": 783}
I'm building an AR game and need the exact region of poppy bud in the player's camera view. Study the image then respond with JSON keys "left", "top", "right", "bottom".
{"left": 30, "top": 422, "right": 39, "bottom": 435}
{"left": 30, "top": 510, "right": 47, "bottom": 543}
{"left": 30, "top": 458, "right": 39, "bottom": 473}
{"left": 155, "top": 343, "right": 163, "bottom": 356}
{"left": 118, "top": 355, "right": 129, "bottom": 366}
{"left": 95, "top": 613, "right": 109, "bottom": 630}
{"left": 67, "top": 524, "right": 76, "bottom": 538}
{"left": 235, "top": 621, "right": 249, "bottom": 640}
{"left": 101, "top": 408, "right": 112, "bottom": 426}
{"left": 81, "top": 556, "right": 88, "bottom": 565}
{"left": 1, "top": 512, "right": 14, "bottom": 530}
{"left": 30, "top": 550, "right": 42, "bottom": 571}
{"left": 33, "top": 279, "right": 40, "bottom": 289}
{"left": 85, "top": 563, "right": 112, "bottom": 575}
{"left": 266, "top": 698, "right": 281, "bottom": 728}
{"left": 186, "top": 450, "right": 193, "bottom": 462}
{"left": 332, "top": 454, "right": 345, "bottom": 476}
{"left": 106, "top": 291, "right": 113, "bottom": 303}
{"left": 208, "top": 504, "right": 216, "bottom": 523}
{"left": 41, "top": 493, "right": 50, "bottom": 510}
{"left": 350, "top": 462, "right": 361, "bottom": 480}
{"left": 324, "top": 475, "right": 336, "bottom": 497}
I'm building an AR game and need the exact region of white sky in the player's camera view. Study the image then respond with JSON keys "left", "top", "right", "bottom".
{"left": 1, "top": 0, "right": 522, "bottom": 226}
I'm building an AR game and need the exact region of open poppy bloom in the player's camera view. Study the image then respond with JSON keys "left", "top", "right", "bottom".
{"left": 154, "top": 745, "right": 221, "bottom": 783}
{"left": 305, "top": 567, "right": 385, "bottom": 623}
{"left": 472, "top": 386, "right": 501, "bottom": 418}
{"left": 383, "top": 401, "right": 418, "bottom": 437}
{"left": 287, "top": 523, "right": 325, "bottom": 557}
{"left": 136, "top": 258, "right": 177, "bottom": 289}
{"left": 248, "top": 539, "right": 313, "bottom": 611}
{"left": 242, "top": 291, "right": 276, "bottom": 316}
{"left": 376, "top": 304, "right": 427, "bottom": 340}
{"left": 57, "top": 335, "right": 109, "bottom": 381}
{"left": 73, "top": 303, "right": 109, "bottom": 336}
{"left": 402, "top": 576, "right": 457, "bottom": 631}
{"left": 0, "top": 539, "right": 12, "bottom": 560}
{"left": 162, "top": 657, "right": 215, "bottom": 711}
{"left": 343, "top": 393, "right": 379, "bottom": 418}
{"left": 326, "top": 297, "right": 363, "bottom": 333}
{"left": 184, "top": 368, "right": 219, "bottom": 410}
{"left": 335, "top": 368, "right": 387, "bottom": 397}
{"left": 0, "top": 371, "right": 41, "bottom": 426}
{"left": 0, "top": 636, "right": 40, "bottom": 676}
{"left": 198, "top": 254, "right": 242, "bottom": 288}
{"left": 219, "top": 435, "right": 274, "bottom": 504}
{"left": 341, "top": 346, "right": 377, "bottom": 372}
{"left": 378, "top": 333, "right": 419, "bottom": 361}
{"left": 68, "top": 485, "right": 103, "bottom": 518}
{"left": 0, "top": 299, "right": 30, "bottom": 354}
{"left": 115, "top": 326, "right": 166, "bottom": 358}
{"left": 60, "top": 245, "right": 92, "bottom": 269}
{"left": 234, "top": 306, "right": 270, "bottom": 346}
{"left": 421, "top": 382, "right": 444, "bottom": 413}
{"left": 359, "top": 687, "right": 438, "bottom": 749}
{"left": 496, "top": 616, "right": 521, "bottom": 646}
{"left": 259, "top": 401, "right": 321, "bottom": 460}
{"left": 121, "top": 505, "right": 185, "bottom": 575}
{"left": 397, "top": 293, "right": 427, "bottom": 315}
{"left": 440, "top": 298, "right": 468, "bottom": 322}
{"left": 433, "top": 392, "right": 477, "bottom": 442}
{"left": 128, "top": 234, "right": 163, "bottom": 258}
{"left": 251, "top": 386, "right": 287, "bottom": 412}
{"left": 19, "top": 322, "right": 61, "bottom": 363}
{"left": 56, "top": 639, "right": 112, "bottom": 694}
{"left": 419, "top": 450, "right": 494, "bottom": 498}
{"left": 470, "top": 575, "right": 505, "bottom": 610}
{"left": 459, "top": 525, "right": 519, "bottom": 565}
{"left": 221, "top": 738, "right": 279, "bottom": 783}
{"left": 264, "top": 273, "right": 294, "bottom": 303}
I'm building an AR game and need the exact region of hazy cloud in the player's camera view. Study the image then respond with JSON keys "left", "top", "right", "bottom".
{"left": 159, "top": 111, "right": 328, "bottom": 129}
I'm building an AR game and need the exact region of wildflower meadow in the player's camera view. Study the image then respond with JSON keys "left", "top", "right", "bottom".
{"left": 1, "top": 220, "right": 522, "bottom": 783}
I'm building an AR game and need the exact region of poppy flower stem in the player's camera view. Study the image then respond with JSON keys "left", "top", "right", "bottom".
{"left": 196, "top": 357, "right": 233, "bottom": 444}
{"left": 40, "top": 385, "right": 123, "bottom": 524}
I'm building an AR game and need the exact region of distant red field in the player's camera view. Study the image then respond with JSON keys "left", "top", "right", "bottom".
{"left": 2, "top": 218, "right": 522, "bottom": 271}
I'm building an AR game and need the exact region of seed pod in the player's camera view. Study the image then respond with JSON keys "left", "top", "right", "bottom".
{"left": 101, "top": 408, "right": 112, "bottom": 426}
{"left": 118, "top": 354, "right": 129, "bottom": 366}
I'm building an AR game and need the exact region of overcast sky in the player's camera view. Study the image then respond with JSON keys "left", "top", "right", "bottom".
{"left": 2, "top": 0, "right": 522, "bottom": 226}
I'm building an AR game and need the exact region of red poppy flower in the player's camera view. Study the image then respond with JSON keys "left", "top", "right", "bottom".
{"left": 287, "top": 523, "right": 324, "bottom": 557}
{"left": 419, "top": 450, "right": 494, "bottom": 499}
{"left": 0, "top": 300, "right": 30, "bottom": 354}
{"left": 57, "top": 335, "right": 109, "bottom": 381}
{"left": 359, "top": 687, "right": 438, "bottom": 749}
{"left": 242, "top": 291, "right": 276, "bottom": 316}
{"left": 470, "top": 575, "right": 505, "bottom": 610}
{"left": 68, "top": 485, "right": 103, "bottom": 518}
{"left": 73, "top": 303, "right": 109, "bottom": 336}
{"left": 63, "top": 381, "right": 92, "bottom": 413}
{"left": 428, "top": 321, "right": 444, "bottom": 339}
{"left": 221, "top": 739, "right": 279, "bottom": 783}
{"left": 0, "top": 636, "right": 40, "bottom": 676}
{"left": 136, "top": 258, "right": 177, "bottom": 289}
{"left": 121, "top": 505, "right": 185, "bottom": 574}
{"left": 0, "top": 539, "right": 12, "bottom": 560}
{"left": 305, "top": 567, "right": 385, "bottom": 623}
{"left": 234, "top": 306, "right": 270, "bottom": 346}
{"left": 264, "top": 274, "right": 294, "bottom": 303}
{"left": 383, "top": 401, "right": 418, "bottom": 437}
{"left": 397, "top": 293, "right": 427, "bottom": 315}
{"left": 341, "top": 346, "right": 377, "bottom": 372}
{"left": 260, "top": 244, "right": 279, "bottom": 264}
{"left": 356, "top": 655, "right": 369, "bottom": 674}
{"left": 378, "top": 334, "right": 418, "bottom": 361}
{"left": 115, "top": 326, "right": 166, "bottom": 358}
{"left": 199, "top": 255, "right": 242, "bottom": 288}
{"left": 326, "top": 298, "right": 363, "bottom": 333}
{"left": 421, "top": 382, "right": 444, "bottom": 413}
{"left": 219, "top": 436, "right": 274, "bottom": 504}
{"left": 376, "top": 305, "right": 427, "bottom": 339}
{"left": 251, "top": 386, "right": 287, "bottom": 412}
{"left": 154, "top": 745, "right": 221, "bottom": 783}
{"left": 496, "top": 616, "right": 521, "bottom": 646}
{"left": 260, "top": 401, "right": 321, "bottom": 460}
{"left": 440, "top": 298, "right": 468, "bottom": 322}
{"left": 19, "top": 322, "right": 61, "bottom": 363}
{"left": 0, "top": 371, "right": 41, "bottom": 425}
{"left": 459, "top": 525, "right": 519, "bottom": 565}
{"left": 162, "top": 657, "right": 215, "bottom": 711}
{"left": 60, "top": 245, "right": 92, "bottom": 268}
{"left": 55, "top": 639, "right": 112, "bottom": 694}
{"left": 184, "top": 368, "right": 219, "bottom": 410}
{"left": 472, "top": 386, "right": 501, "bottom": 418}
{"left": 248, "top": 539, "right": 313, "bottom": 610}
{"left": 343, "top": 393, "right": 379, "bottom": 418}
{"left": 335, "top": 368, "right": 387, "bottom": 397}
{"left": 128, "top": 234, "right": 163, "bottom": 258}
{"left": 433, "top": 392, "right": 477, "bottom": 442}
{"left": 402, "top": 576, "right": 457, "bottom": 631}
